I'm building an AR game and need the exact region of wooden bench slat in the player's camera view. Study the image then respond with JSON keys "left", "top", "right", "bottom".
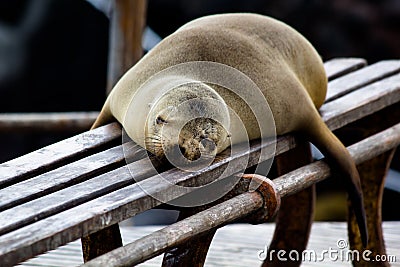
{"left": 326, "top": 60, "right": 400, "bottom": 102}
{"left": 0, "top": 145, "right": 127, "bottom": 212}
{"left": 0, "top": 113, "right": 400, "bottom": 267}
{"left": 0, "top": 136, "right": 286, "bottom": 265}
{"left": 0, "top": 123, "right": 121, "bottom": 188}
{"left": 85, "top": 192, "right": 264, "bottom": 267}
{"left": 0, "top": 171, "right": 192, "bottom": 265}
{"left": 323, "top": 58, "right": 367, "bottom": 80}
{"left": 0, "top": 112, "right": 98, "bottom": 133}
{"left": 0, "top": 157, "right": 154, "bottom": 236}
{"left": 0, "top": 133, "right": 295, "bottom": 238}
{"left": 0, "top": 135, "right": 286, "bottom": 235}
{"left": 275, "top": 123, "right": 400, "bottom": 197}
{"left": 81, "top": 123, "right": 400, "bottom": 267}
{"left": 321, "top": 73, "right": 400, "bottom": 130}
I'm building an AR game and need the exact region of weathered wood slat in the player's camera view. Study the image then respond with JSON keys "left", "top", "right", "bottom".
{"left": 18, "top": 222, "right": 400, "bottom": 267}
{"left": 0, "top": 145, "right": 126, "bottom": 212}
{"left": 84, "top": 192, "right": 264, "bottom": 267}
{"left": 81, "top": 123, "right": 400, "bottom": 267}
{"left": 0, "top": 123, "right": 121, "bottom": 188}
{"left": 0, "top": 135, "right": 282, "bottom": 235}
{"left": 326, "top": 60, "right": 400, "bottom": 102}
{"left": 0, "top": 136, "right": 280, "bottom": 266}
{"left": 324, "top": 58, "right": 367, "bottom": 81}
{"left": 0, "top": 156, "right": 154, "bottom": 236}
{"left": 0, "top": 112, "right": 98, "bottom": 133}
{"left": 274, "top": 123, "right": 400, "bottom": 197}
{"left": 2, "top": 121, "right": 400, "bottom": 267}
{"left": 0, "top": 130, "right": 293, "bottom": 238}
{"left": 321, "top": 74, "right": 400, "bottom": 130}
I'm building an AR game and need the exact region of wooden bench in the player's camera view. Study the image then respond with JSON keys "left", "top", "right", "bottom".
{"left": 0, "top": 58, "right": 399, "bottom": 267}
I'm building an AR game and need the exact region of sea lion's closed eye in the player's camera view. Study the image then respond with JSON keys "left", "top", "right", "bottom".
{"left": 156, "top": 116, "right": 167, "bottom": 124}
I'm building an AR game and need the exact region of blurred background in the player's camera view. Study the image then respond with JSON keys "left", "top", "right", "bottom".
{"left": 0, "top": 0, "right": 399, "bottom": 222}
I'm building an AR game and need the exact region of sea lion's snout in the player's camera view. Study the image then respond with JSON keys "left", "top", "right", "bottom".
{"left": 177, "top": 118, "right": 220, "bottom": 162}
{"left": 179, "top": 137, "right": 217, "bottom": 161}
{"left": 144, "top": 82, "right": 230, "bottom": 167}
{"left": 145, "top": 116, "right": 223, "bottom": 165}
{"left": 200, "top": 137, "right": 217, "bottom": 153}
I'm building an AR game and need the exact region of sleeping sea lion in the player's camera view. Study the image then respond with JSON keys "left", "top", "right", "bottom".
{"left": 92, "top": 13, "right": 368, "bottom": 246}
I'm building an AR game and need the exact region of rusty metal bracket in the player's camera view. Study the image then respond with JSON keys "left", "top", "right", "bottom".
{"left": 241, "top": 174, "right": 281, "bottom": 224}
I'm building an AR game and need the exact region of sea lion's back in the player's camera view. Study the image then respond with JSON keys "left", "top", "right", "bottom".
{"left": 177, "top": 13, "right": 327, "bottom": 108}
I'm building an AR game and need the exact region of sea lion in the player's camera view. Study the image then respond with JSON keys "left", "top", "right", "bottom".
{"left": 92, "top": 13, "right": 368, "bottom": 245}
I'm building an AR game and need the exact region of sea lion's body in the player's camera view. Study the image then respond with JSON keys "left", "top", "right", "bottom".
{"left": 94, "top": 13, "right": 326, "bottom": 138}
{"left": 93, "top": 13, "right": 367, "bottom": 245}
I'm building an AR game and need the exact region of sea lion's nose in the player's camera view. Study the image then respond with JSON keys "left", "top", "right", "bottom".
{"left": 200, "top": 138, "right": 216, "bottom": 152}
{"left": 179, "top": 145, "right": 186, "bottom": 156}
{"left": 179, "top": 144, "right": 201, "bottom": 161}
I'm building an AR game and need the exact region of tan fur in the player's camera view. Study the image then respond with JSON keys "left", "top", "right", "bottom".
{"left": 144, "top": 83, "right": 230, "bottom": 160}
{"left": 93, "top": 13, "right": 367, "bottom": 245}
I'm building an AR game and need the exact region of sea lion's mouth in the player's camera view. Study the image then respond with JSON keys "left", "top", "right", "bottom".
{"left": 178, "top": 145, "right": 189, "bottom": 159}
{"left": 200, "top": 138, "right": 216, "bottom": 154}
{"left": 155, "top": 140, "right": 215, "bottom": 169}
{"left": 172, "top": 144, "right": 200, "bottom": 162}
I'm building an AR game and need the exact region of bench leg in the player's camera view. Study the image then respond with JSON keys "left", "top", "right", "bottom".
{"left": 334, "top": 105, "right": 400, "bottom": 266}
{"left": 263, "top": 142, "right": 314, "bottom": 267}
{"left": 160, "top": 176, "right": 258, "bottom": 266}
{"left": 161, "top": 209, "right": 215, "bottom": 267}
{"left": 81, "top": 224, "right": 122, "bottom": 262}
{"left": 348, "top": 149, "right": 395, "bottom": 267}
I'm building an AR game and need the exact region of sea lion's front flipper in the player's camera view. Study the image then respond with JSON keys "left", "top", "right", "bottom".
{"left": 91, "top": 98, "right": 114, "bottom": 130}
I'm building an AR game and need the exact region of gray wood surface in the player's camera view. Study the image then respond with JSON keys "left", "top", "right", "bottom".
{"left": 0, "top": 122, "right": 121, "bottom": 188}
{"left": 0, "top": 112, "right": 98, "bottom": 133}
{"left": 274, "top": 123, "right": 400, "bottom": 197}
{"left": 322, "top": 73, "right": 400, "bottom": 130}
{"left": 1, "top": 58, "right": 399, "bottom": 266}
{"left": 326, "top": 60, "right": 400, "bottom": 102}
{"left": 81, "top": 122, "right": 400, "bottom": 266}
{"left": 0, "top": 145, "right": 125, "bottom": 213}
{"left": 19, "top": 222, "right": 400, "bottom": 267}
{"left": 324, "top": 58, "right": 367, "bottom": 81}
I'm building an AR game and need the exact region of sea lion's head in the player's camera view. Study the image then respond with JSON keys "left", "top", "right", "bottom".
{"left": 145, "top": 82, "right": 230, "bottom": 165}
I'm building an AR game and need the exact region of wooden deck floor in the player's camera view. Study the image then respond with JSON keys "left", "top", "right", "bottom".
{"left": 19, "top": 222, "right": 399, "bottom": 266}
